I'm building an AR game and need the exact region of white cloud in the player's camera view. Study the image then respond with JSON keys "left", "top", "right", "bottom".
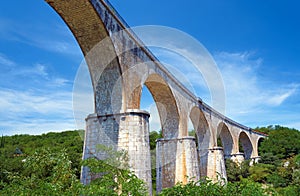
{"left": 0, "top": 53, "right": 73, "bottom": 90}
{"left": 215, "top": 51, "right": 297, "bottom": 107}
{"left": 49, "top": 78, "right": 70, "bottom": 87}
{"left": 0, "top": 17, "right": 81, "bottom": 135}
{"left": 213, "top": 51, "right": 299, "bottom": 126}
{"left": 267, "top": 88, "right": 297, "bottom": 106}
{"left": 8, "top": 63, "right": 49, "bottom": 78}
{"left": 0, "top": 88, "right": 76, "bottom": 135}
{"left": 34, "top": 63, "right": 48, "bottom": 77}
{"left": 0, "top": 119, "right": 76, "bottom": 136}
{"left": 0, "top": 88, "right": 72, "bottom": 115}
{"left": 0, "top": 53, "right": 15, "bottom": 66}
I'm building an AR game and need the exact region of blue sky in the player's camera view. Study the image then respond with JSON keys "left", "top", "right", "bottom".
{"left": 0, "top": 0, "right": 299, "bottom": 135}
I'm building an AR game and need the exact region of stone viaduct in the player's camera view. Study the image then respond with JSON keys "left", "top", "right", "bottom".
{"left": 46, "top": 0, "right": 267, "bottom": 194}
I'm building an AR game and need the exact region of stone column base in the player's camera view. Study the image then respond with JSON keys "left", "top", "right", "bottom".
{"left": 80, "top": 110, "right": 152, "bottom": 195}
{"left": 230, "top": 152, "right": 245, "bottom": 165}
{"left": 118, "top": 109, "right": 152, "bottom": 195}
{"left": 156, "top": 137, "right": 199, "bottom": 193}
{"left": 250, "top": 156, "right": 261, "bottom": 166}
{"left": 205, "top": 147, "right": 227, "bottom": 184}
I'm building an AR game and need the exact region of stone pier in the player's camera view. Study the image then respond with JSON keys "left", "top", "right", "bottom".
{"left": 205, "top": 147, "right": 227, "bottom": 183}
{"left": 81, "top": 113, "right": 120, "bottom": 184}
{"left": 156, "top": 137, "right": 199, "bottom": 193}
{"left": 230, "top": 152, "right": 245, "bottom": 165}
{"left": 250, "top": 156, "right": 261, "bottom": 166}
{"left": 81, "top": 110, "right": 152, "bottom": 195}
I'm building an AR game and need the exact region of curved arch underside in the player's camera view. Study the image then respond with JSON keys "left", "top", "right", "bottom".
{"left": 46, "top": 0, "right": 111, "bottom": 56}
{"left": 217, "top": 123, "right": 234, "bottom": 156}
{"left": 239, "top": 132, "right": 253, "bottom": 159}
{"left": 144, "top": 74, "right": 180, "bottom": 139}
{"left": 257, "top": 137, "right": 265, "bottom": 153}
{"left": 189, "top": 107, "right": 210, "bottom": 149}
{"left": 46, "top": 0, "right": 123, "bottom": 114}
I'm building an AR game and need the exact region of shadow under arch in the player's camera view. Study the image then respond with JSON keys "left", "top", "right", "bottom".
{"left": 189, "top": 106, "right": 211, "bottom": 177}
{"left": 257, "top": 137, "right": 265, "bottom": 156}
{"left": 238, "top": 132, "right": 253, "bottom": 160}
{"left": 141, "top": 73, "right": 180, "bottom": 139}
{"left": 217, "top": 122, "right": 234, "bottom": 158}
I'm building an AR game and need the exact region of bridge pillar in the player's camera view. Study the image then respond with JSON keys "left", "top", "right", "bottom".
{"left": 250, "top": 156, "right": 261, "bottom": 166}
{"left": 81, "top": 113, "right": 120, "bottom": 185}
{"left": 81, "top": 110, "right": 152, "bottom": 195}
{"left": 205, "top": 147, "right": 227, "bottom": 183}
{"left": 156, "top": 137, "right": 199, "bottom": 193}
{"left": 230, "top": 152, "right": 245, "bottom": 165}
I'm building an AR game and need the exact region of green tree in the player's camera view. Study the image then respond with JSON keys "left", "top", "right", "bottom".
{"left": 225, "top": 159, "right": 250, "bottom": 182}
{"left": 0, "top": 149, "right": 82, "bottom": 195}
{"left": 149, "top": 130, "right": 162, "bottom": 192}
{"left": 0, "top": 135, "right": 4, "bottom": 148}
{"left": 258, "top": 125, "right": 300, "bottom": 160}
{"left": 149, "top": 131, "right": 162, "bottom": 150}
{"left": 1, "top": 147, "right": 147, "bottom": 195}
{"left": 249, "top": 163, "right": 273, "bottom": 183}
{"left": 82, "top": 144, "right": 147, "bottom": 195}
{"left": 159, "top": 178, "right": 268, "bottom": 196}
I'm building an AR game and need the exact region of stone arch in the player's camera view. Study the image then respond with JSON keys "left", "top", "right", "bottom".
{"left": 217, "top": 122, "right": 234, "bottom": 158}
{"left": 257, "top": 137, "right": 265, "bottom": 148}
{"left": 189, "top": 107, "right": 210, "bottom": 150}
{"left": 238, "top": 132, "right": 253, "bottom": 159}
{"left": 142, "top": 74, "right": 180, "bottom": 139}
{"left": 46, "top": 0, "right": 124, "bottom": 114}
{"left": 257, "top": 137, "right": 265, "bottom": 156}
{"left": 189, "top": 106, "right": 211, "bottom": 177}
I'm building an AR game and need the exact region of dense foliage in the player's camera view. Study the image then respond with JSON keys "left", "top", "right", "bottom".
{"left": 225, "top": 125, "right": 300, "bottom": 195}
{"left": 0, "top": 148, "right": 147, "bottom": 195}
{"left": 160, "top": 178, "right": 269, "bottom": 196}
{"left": 0, "top": 126, "right": 299, "bottom": 195}
{"left": 0, "top": 130, "right": 83, "bottom": 183}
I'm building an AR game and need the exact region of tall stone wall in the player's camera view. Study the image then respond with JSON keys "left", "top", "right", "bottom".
{"left": 156, "top": 137, "right": 199, "bottom": 193}
{"left": 118, "top": 110, "right": 152, "bottom": 195}
{"left": 205, "top": 147, "right": 227, "bottom": 183}
{"left": 81, "top": 110, "right": 152, "bottom": 195}
{"left": 81, "top": 113, "right": 120, "bottom": 184}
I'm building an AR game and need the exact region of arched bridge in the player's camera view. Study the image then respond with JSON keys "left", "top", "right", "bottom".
{"left": 45, "top": 0, "right": 267, "bottom": 194}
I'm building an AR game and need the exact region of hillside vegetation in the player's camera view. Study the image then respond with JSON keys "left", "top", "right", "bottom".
{"left": 0, "top": 125, "right": 299, "bottom": 195}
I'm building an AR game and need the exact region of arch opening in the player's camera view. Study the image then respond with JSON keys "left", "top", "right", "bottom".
{"left": 141, "top": 74, "right": 180, "bottom": 139}
{"left": 189, "top": 106, "right": 210, "bottom": 176}
{"left": 217, "top": 123, "right": 234, "bottom": 158}
{"left": 189, "top": 107, "right": 210, "bottom": 150}
{"left": 140, "top": 85, "right": 162, "bottom": 192}
{"left": 257, "top": 137, "right": 265, "bottom": 158}
{"left": 238, "top": 132, "right": 253, "bottom": 160}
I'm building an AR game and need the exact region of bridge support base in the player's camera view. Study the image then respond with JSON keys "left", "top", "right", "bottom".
{"left": 81, "top": 110, "right": 152, "bottom": 195}
{"left": 156, "top": 137, "right": 199, "bottom": 193}
{"left": 230, "top": 152, "right": 245, "bottom": 165}
{"left": 250, "top": 156, "right": 261, "bottom": 166}
{"left": 205, "top": 147, "right": 227, "bottom": 183}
